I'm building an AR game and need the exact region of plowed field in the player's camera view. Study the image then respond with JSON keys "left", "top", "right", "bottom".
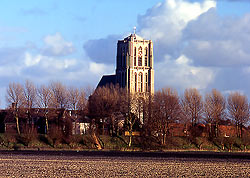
{"left": 0, "top": 152, "right": 249, "bottom": 177}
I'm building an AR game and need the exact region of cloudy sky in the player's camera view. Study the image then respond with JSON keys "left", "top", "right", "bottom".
{"left": 0, "top": 0, "right": 250, "bottom": 107}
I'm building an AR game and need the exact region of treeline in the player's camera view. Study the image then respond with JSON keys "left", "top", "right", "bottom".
{"left": 5, "top": 80, "right": 88, "bottom": 135}
{"left": 90, "top": 86, "right": 250, "bottom": 147}
{"left": 3, "top": 80, "right": 250, "bottom": 149}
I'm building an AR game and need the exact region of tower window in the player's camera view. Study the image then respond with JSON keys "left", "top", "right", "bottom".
{"left": 138, "top": 47, "right": 143, "bottom": 66}
{"left": 145, "top": 57, "right": 148, "bottom": 66}
{"left": 122, "top": 47, "right": 126, "bottom": 67}
{"left": 138, "top": 57, "right": 142, "bottom": 66}
{"left": 134, "top": 73, "right": 137, "bottom": 92}
{"left": 145, "top": 73, "right": 148, "bottom": 92}
{"left": 138, "top": 73, "right": 143, "bottom": 92}
{"left": 134, "top": 47, "right": 137, "bottom": 66}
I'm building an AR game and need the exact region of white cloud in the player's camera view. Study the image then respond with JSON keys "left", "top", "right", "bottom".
{"left": 155, "top": 55, "right": 215, "bottom": 90}
{"left": 0, "top": 39, "right": 110, "bottom": 99}
{"left": 42, "top": 33, "right": 75, "bottom": 56}
{"left": 138, "top": 0, "right": 216, "bottom": 47}
{"left": 133, "top": 0, "right": 250, "bottom": 96}
{"left": 24, "top": 52, "right": 41, "bottom": 67}
{"left": 23, "top": 52, "right": 85, "bottom": 76}
{"left": 184, "top": 11, "right": 250, "bottom": 67}
{"left": 89, "top": 62, "right": 114, "bottom": 75}
{"left": 134, "top": 0, "right": 217, "bottom": 91}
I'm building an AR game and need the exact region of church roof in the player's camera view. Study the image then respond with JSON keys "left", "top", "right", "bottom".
{"left": 97, "top": 74, "right": 117, "bottom": 88}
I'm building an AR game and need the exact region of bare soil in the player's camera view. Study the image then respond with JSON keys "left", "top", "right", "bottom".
{"left": 0, "top": 151, "right": 250, "bottom": 177}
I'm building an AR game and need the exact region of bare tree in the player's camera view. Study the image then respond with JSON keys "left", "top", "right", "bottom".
{"left": 68, "top": 87, "right": 80, "bottom": 111}
{"left": 6, "top": 82, "right": 24, "bottom": 135}
{"left": 87, "top": 85, "right": 121, "bottom": 149}
{"left": 50, "top": 82, "right": 68, "bottom": 109}
{"left": 77, "top": 88, "right": 87, "bottom": 125}
{"left": 37, "top": 84, "right": 53, "bottom": 134}
{"left": 68, "top": 87, "right": 87, "bottom": 135}
{"left": 77, "top": 88, "right": 87, "bottom": 112}
{"left": 181, "top": 88, "right": 203, "bottom": 127}
{"left": 84, "top": 85, "right": 94, "bottom": 100}
{"left": 88, "top": 85, "right": 120, "bottom": 135}
{"left": 120, "top": 92, "right": 144, "bottom": 147}
{"left": 227, "top": 92, "right": 250, "bottom": 138}
{"left": 23, "top": 80, "right": 37, "bottom": 125}
{"left": 204, "top": 89, "right": 226, "bottom": 138}
{"left": 139, "top": 93, "right": 153, "bottom": 136}
{"left": 152, "top": 88, "right": 182, "bottom": 145}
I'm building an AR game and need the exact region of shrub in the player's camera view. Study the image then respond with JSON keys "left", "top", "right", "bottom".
{"left": 48, "top": 125, "right": 63, "bottom": 147}
{"left": 224, "top": 136, "right": 237, "bottom": 151}
{"left": 194, "top": 137, "right": 206, "bottom": 150}
{"left": 242, "top": 133, "right": 250, "bottom": 151}
{"left": 18, "top": 125, "right": 38, "bottom": 146}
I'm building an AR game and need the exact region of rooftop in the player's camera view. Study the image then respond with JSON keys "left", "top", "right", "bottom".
{"left": 124, "top": 33, "right": 145, "bottom": 42}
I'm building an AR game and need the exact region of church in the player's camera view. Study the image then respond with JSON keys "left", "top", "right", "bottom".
{"left": 97, "top": 32, "right": 154, "bottom": 95}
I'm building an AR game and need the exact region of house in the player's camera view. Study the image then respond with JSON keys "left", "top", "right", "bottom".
{"left": 0, "top": 108, "right": 90, "bottom": 135}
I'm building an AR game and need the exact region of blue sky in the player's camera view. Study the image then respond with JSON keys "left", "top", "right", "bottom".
{"left": 0, "top": 0, "right": 250, "bottom": 108}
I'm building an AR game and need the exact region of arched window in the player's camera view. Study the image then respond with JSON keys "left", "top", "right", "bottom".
{"left": 138, "top": 57, "right": 142, "bottom": 66}
{"left": 134, "top": 73, "right": 137, "bottom": 92}
{"left": 145, "top": 73, "right": 148, "bottom": 92}
{"left": 123, "top": 47, "right": 126, "bottom": 67}
{"left": 144, "top": 47, "right": 148, "bottom": 66}
{"left": 138, "top": 73, "right": 143, "bottom": 92}
{"left": 121, "top": 48, "right": 124, "bottom": 67}
{"left": 134, "top": 47, "right": 137, "bottom": 66}
{"left": 138, "top": 47, "right": 142, "bottom": 66}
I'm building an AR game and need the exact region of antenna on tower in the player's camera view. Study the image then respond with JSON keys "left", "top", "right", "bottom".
{"left": 133, "top": 27, "right": 136, "bottom": 34}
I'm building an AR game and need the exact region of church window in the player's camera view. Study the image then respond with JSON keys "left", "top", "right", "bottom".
{"left": 134, "top": 73, "right": 137, "bottom": 92}
{"left": 138, "top": 73, "right": 143, "bottom": 92}
{"left": 141, "top": 73, "right": 143, "bottom": 92}
{"left": 138, "top": 47, "right": 143, "bottom": 66}
{"left": 134, "top": 47, "right": 137, "bottom": 66}
{"left": 122, "top": 47, "right": 126, "bottom": 67}
{"left": 145, "top": 73, "right": 148, "bottom": 92}
{"left": 145, "top": 47, "right": 148, "bottom": 66}
{"left": 138, "top": 57, "right": 142, "bottom": 66}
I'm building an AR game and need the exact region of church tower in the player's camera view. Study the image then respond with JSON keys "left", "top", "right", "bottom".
{"left": 116, "top": 33, "right": 154, "bottom": 95}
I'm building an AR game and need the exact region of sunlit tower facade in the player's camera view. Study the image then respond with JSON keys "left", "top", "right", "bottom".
{"left": 115, "top": 32, "right": 154, "bottom": 95}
